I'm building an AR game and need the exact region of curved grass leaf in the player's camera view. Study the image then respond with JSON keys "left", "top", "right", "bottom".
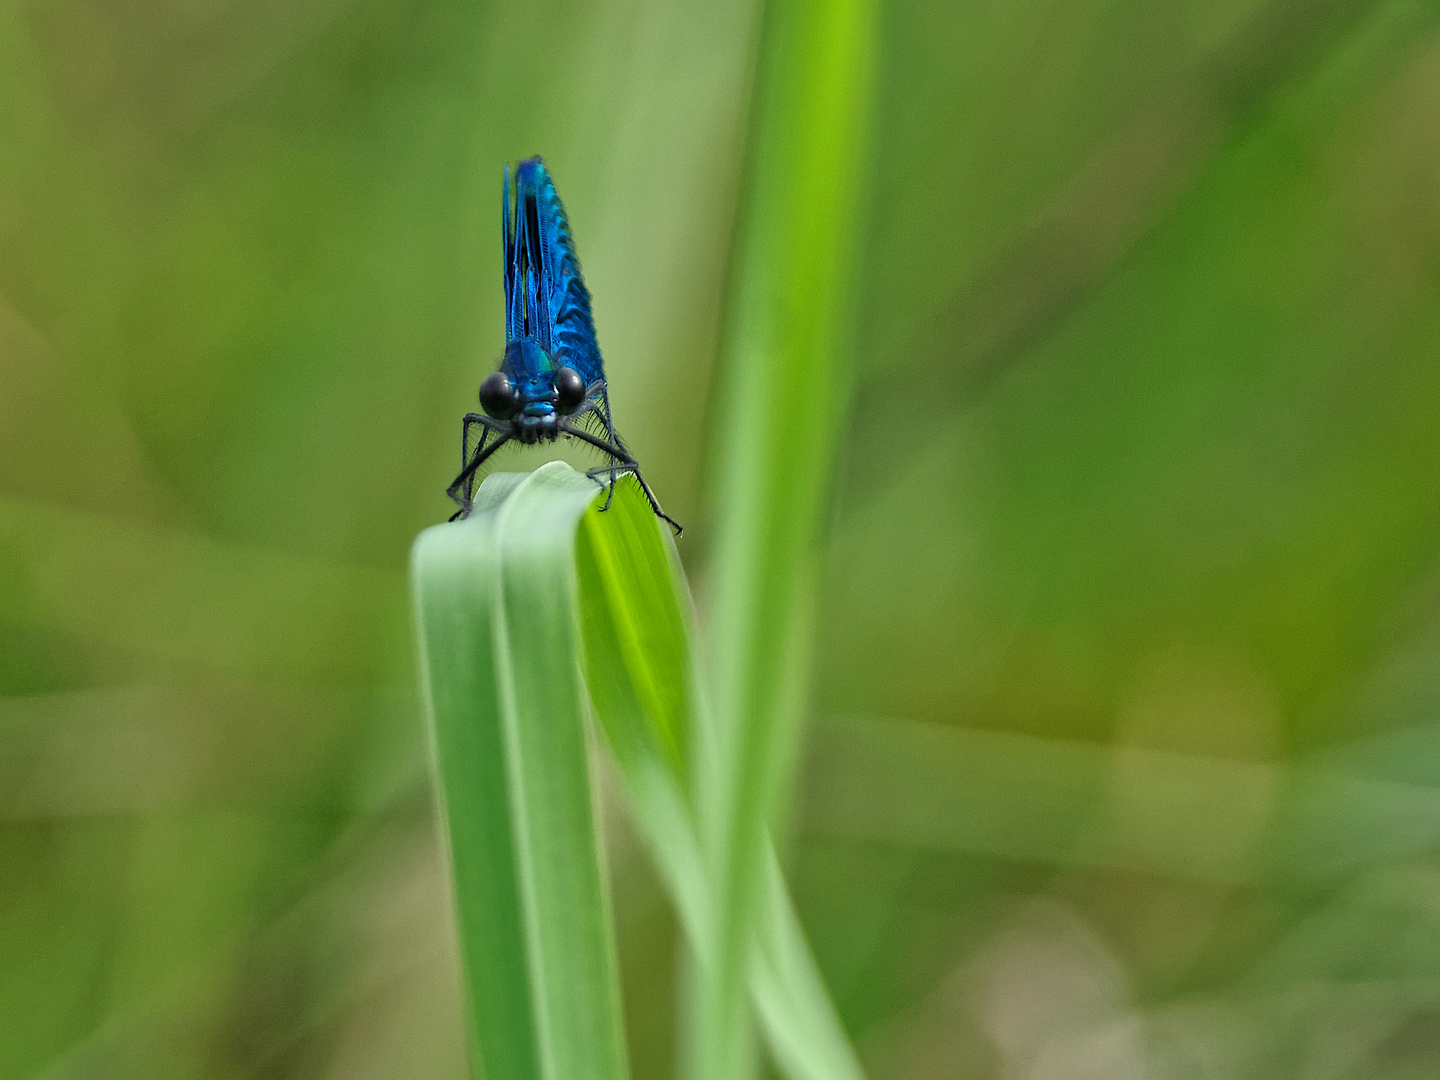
{"left": 411, "top": 462, "right": 628, "bottom": 1080}
{"left": 415, "top": 463, "right": 863, "bottom": 1080}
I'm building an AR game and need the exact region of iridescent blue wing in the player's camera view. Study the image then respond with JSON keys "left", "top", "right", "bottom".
{"left": 503, "top": 157, "right": 605, "bottom": 386}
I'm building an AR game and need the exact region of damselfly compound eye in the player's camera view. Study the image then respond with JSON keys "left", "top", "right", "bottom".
{"left": 554, "top": 366, "right": 586, "bottom": 414}
{"left": 479, "top": 371, "right": 517, "bottom": 419}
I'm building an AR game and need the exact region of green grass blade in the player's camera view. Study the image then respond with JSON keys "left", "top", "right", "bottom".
{"left": 493, "top": 465, "right": 632, "bottom": 1080}
{"left": 576, "top": 481, "right": 865, "bottom": 1080}
{"left": 575, "top": 489, "right": 710, "bottom": 934}
{"left": 577, "top": 478, "right": 693, "bottom": 781}
{"left": 417, "top": 460, "right": 862, "bottom": 1080}
{"left": 695, "top": 0, "right": 877, "bottom": 1076}
{"left": 412, "top": 492, "right": 535, "bottom": 1080}
{"left": 412, "top": 462, "right": 628, "bottom": 1080}
{"left": 751, "top": 845, "right": 862, "bottom": 1080}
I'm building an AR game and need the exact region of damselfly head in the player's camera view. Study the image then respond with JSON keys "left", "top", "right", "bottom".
{"left": 480, "top": 341, "right": 589, "bottom": 444}
{"left": 485, "top": 338, "right": 590, "bottom": 430}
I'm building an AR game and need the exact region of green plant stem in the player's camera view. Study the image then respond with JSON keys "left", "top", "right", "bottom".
{"left": 692, "top": 0, "right": 876, "bottom": 1075}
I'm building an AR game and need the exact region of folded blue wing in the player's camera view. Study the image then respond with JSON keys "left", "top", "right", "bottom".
{"left": 503, "top": 158, "right": 604, "bottom": 387}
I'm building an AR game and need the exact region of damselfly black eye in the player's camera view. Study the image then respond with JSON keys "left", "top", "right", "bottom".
{"left": 554, "top": 366, "right": 586, "bottom": 414}
{"left": 479, "top": 371, "right": 517, "bottom": 419}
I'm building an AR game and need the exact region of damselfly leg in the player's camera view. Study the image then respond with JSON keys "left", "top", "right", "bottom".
{"left": 560, "top": 419, "right": 681, "bottom": 535}
{"left": 582, "top": 381, "right": 620, "bottom": 444}
{"left": 448, "top": 413, "right": 512, "bottom": 520}
{"left": 586, "top": 463, "right": 681, "bottom": 534}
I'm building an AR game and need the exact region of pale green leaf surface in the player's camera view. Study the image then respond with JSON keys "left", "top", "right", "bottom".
{"left": 412, "top": 463, "right": 627, "bottom": 1080}
{"left": 413, "top": 492, "right": 534, "bottom": 1080}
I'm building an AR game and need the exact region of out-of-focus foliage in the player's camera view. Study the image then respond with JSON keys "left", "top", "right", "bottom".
{"left": 4, "top": 0, "right": 1440, "bottom": 1075}
{"left": 693, "top": 0, "right": 874, "bottom": 1075}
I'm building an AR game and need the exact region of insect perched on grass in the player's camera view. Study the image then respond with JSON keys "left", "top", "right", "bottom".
{"left": 447, "top": 157, "right": 681, "bottom": 535}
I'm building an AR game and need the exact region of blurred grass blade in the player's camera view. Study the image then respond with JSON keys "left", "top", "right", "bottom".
{"left": 412, "top": 463, "right": 628, "bottom": 1080}
{"left": 749, "top": 845, "right": 862, "bottom": 1080}
{"left": 696, "top": 0, "right": 876, "bottom": 1076}
{"left": 576, "top": 482, "right": 865, "bottom": 1080}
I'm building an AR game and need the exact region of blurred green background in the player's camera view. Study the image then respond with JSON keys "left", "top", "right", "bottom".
{"left": 4, "top": 0, "right": 1440, "bottom": 1076}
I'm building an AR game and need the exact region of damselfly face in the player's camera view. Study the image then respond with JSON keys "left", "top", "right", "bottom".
{"left": 478, "top": 338, "right": 588, "bottom": 445}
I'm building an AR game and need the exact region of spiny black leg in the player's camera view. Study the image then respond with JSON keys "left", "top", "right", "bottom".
{"left": 598, "top": 385, "right": 619, "bottom": 445}
{"left": 452, "top": 412, "right": 512, "bottom": 514}
{"left": 462, "top": 413, "right": 509, "bottom": 450}
{"left": 461, "top": 417, "right": 490, "bottom": 505}
{"left": 580, "top": 380, "right": 620, "bottom": 446}
{"left": 463, "top": 412, "right": 510, "bottom": 438}
{"left": 462, "top": 414, "right": 492, "bottom": 462}
{"left": 586, "top": 463, "right": 628, "bottom": 513}
{"left": 559, "top": 419, "right": 681, "bottom": 535}
{"left": 585, "top": 464, "right": 625, "bottom": 512}
{"left": 566, "top": 426, "right": 636, "bottom": 512}
{"left": 585, "top": 462, "right": 683, "bottom": 536}
{"left": 447, "top": 432, "right": 512, "bottom": 520}
{"left": 567, "top": 398, "right": 601, "bottom": 428}
{"left": 628, "top": 470, "right": 682, "bottom": 536}
{"left": 558, "top": 422, "right": 634, "bottom": 463}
